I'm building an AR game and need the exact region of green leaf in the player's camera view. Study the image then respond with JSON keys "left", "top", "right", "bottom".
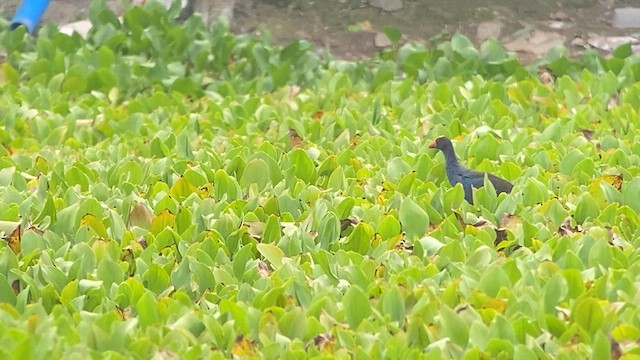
{"left": 263, "top": 215, "right": 282, "bottom": 244}
{"left": 232, "top": 243, "right": 254, "bottom": 280}
{"left": 382, "top": 27, "right": 402, "bottom": 45}
{"left": 341, "top": 222, "right": 373, "bottom": 254}
{"left": 278, "top": 307, "right": 307, "bottom": 340}
{"left": 575, "top": 194, "right": 599, "bottom": 224}
{"left": 543, "top": 274, "right": 567, "bottom": 314}
{"left": 288, "top": 149, "right": 316, "bottom": 183}
{"left": 440, "top": 305, "right": 469, "bottom": 347}
{"left": 479, "top": 266, "right": 510, "bottom": 298}
{"left": 240, "top": 158, "right": 271, "bottom": 190}
{"left": 399, "top": 198, "right": 429, "bottom": 239}
{"left": 450, "top": 33, "right": 478, "bottom": 60}
{"left": 257, "top": 243, "right": 285, "bottom": 269}
{"left": 0, "top": 273, "right": 16, "bottom": 305}
{"left": 135, "top": 290, "right": 160, "bottom": 327}
{"left": 145, "top": 263, "right": 170, "bottom": 295}
{"left": 591, "top": 330, "right": 611, "bottom": 360}
{"left": 623, "top": 178, "right": 640, "bottom": 213}
{"left": 571, "top": 297, "right": 604, "bottom": 335}
{"left": 189, "top": 258, "right": 217, "bottom": 292}
{"left": 343, "top": 286, "right": 371, "bottom": 329}
{"left": 97, "top": 257, "right": 123, "bottom": 290}
{"left": 382, "top": 285, "right": 405, "bottom": 326}
{"left": 377, "top": 214, "right": 401, "bottom": 241}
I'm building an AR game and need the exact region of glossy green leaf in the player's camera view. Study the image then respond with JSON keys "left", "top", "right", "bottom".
{"left": 343, "top": 286, "right": 371, "bottom": 329}
{"left": 399, "top": 197, "right": 429, "bottom": 240}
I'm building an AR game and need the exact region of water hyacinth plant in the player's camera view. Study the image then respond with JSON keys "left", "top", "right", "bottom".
{"left": 0, "top": 2, "right": 640, "bottom": 359}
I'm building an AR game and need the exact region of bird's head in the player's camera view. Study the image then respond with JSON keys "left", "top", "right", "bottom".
{"left": 428, "top": 136, "right": 453, "bottom": 151}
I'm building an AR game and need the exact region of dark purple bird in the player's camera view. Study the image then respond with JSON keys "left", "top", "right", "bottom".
{"left": 429, "top": 136, "right": 513, "bottom": 204}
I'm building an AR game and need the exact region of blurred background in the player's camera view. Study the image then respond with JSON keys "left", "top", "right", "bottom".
{"left": 1, "top": 0, "right": 638, "bottom": 61}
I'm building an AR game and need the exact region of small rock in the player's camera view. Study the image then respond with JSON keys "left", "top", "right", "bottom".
{"left": 370, "top": 0, "right": 403, "bottom": 12}
{"left": 549, "top": 10, "right": 569, "bottom": 21}
{"left": 59, "top": 20, "right": 93, "bottom": 38}
{"left": 586, "top": 34, "right": 640, "bottom": 53}
{"left": 504, "top": 29, "right": 565, "bottom": 56}
{"left": 476, "top": 20, "right": 503, "bottom": 42}
{"left": 612, "top": 8, "right": 640, "bottom": 28}
{"left": 547, "top": 21, "right": 572, "bottom": 30}
{"left": 570, "top": 36, "right": 588, "bottom": 48}
{"left": 374, "top": 32, "right": 392, "bottom": 48}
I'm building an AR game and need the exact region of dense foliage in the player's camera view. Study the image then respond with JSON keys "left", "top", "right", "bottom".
{"left": 1, "top": 1, "right": 640, "bottom": 359}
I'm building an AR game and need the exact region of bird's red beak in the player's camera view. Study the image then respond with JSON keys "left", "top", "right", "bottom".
{"left": 428, "top": 140, "right": 437, "bottom": 148}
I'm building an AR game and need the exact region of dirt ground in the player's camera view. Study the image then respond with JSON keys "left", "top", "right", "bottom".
{"left": 1, "top": 0, "right": 639, "bottom": 60}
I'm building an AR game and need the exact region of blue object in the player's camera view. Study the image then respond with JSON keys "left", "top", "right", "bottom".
{"left": 429, "top": 136, "right": 514, "bottom": 204}
{"left": 10, "top": 0, "right": 52, "bottom": 33}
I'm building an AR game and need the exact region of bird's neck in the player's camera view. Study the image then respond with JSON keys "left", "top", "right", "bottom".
{"left": 442, "top": 147, "right": 460, "bottom": 166}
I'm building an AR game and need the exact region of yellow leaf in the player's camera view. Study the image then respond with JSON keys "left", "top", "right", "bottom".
{"left": 231, "top": 335, "right": 255, "bottom": 357}
{"left": 171, "top": 176, "right": 196, "bottom": 201}
{"left": 198, "top": 183, "right": 213, "bottom": 198}
{"left": 350, "top": 133, "right": 361, "bottom": 147}
{"left": 1, "top": 62, "right": 19, "bottom": 85}
{"left": 81, "top": 213, "right": 109, "bottom": 239}
{"left": 601, "top": 174, "right": 623, "bottom": 191}
{"left": 483, "top": 298, "right": 507, "bottom": 313}
{"left": 375, "top": 264, "right": 385, "bottom": 279}
{"left": 35, "top": 156, "right": 50, "bottom": 174}
{"left": 150, "top": 209, "right": 176, "bottom": 235}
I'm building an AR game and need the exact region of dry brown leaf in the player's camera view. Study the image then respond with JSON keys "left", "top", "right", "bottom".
{"left": 601, "top": 174, "right": 623, "bottom": 191}
{"left": 340, "top": 218, "right": 358, "bottom": 232}
{"left": 581, "top": 129, "right": 594, "bottom": 140}
{"left": 26, "top": 225, "right": 44, "bottom": 236}
{"left": 606, "top": 226, "right": 629, "bottom": 249}
{"left": 539, "top": 70, "right": 554, "bottom": 84}
{"left": 494, "top": 229, "right": 508, "bottom": 246}
{"left": 500, "top": 214, "right": 522, "bottom": 229}
{"left": 608, "top": 93, "right": 620, "bottom": 109}
{"left": 289, "top": 85, "right": 301, "bottom": 97}
{"left": 129, "top": 203, "right": 153, "bottom": 229}
{"left": 115, "top": 306, "right": 132, "bottom": 320}
{"left": 289, "top": 128, "right": 304, "bottom": 148}
{"left": 454, "top": 212, "right": 467, "bottom": 227}
{"left": 11, "top": 280, "right": 20, "bottom": 295}
{"left": 312, "top": 333, "right": 334, "bottom": 350}
{"left": 472, "top": 217, "right": 494, "bottom": 229}
{"left": 559, "top": 217, "right": 580, "bottom": 236}
{"left": 258, "top": 260, "right": 271, "bottom": 278}
{"left": 5, "top": 224, "right": 21, "bottom": 255}
{"left": 244, "top": 221, "right": 265, "bottom": 239}
{"left": 611, "top": 338, "right": 622, "bottom": 360}
{"left": 137, "top": 236, "right": 148, "bottom": 249}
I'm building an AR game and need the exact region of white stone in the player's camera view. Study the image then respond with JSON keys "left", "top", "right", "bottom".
{"left": 370, "top": 0, "right": 403, "bottom": 12}
{"left": 504, "top": 29, "right": 565, "bottom": 56}
{"left": 374, "top": 32, "right": 392, "bottom": 48}
{"left": 612, "top": 8, "right": 640, "bottom": 28}
{"left": 476, "top": 21, "right": 503, "bottom": 42}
